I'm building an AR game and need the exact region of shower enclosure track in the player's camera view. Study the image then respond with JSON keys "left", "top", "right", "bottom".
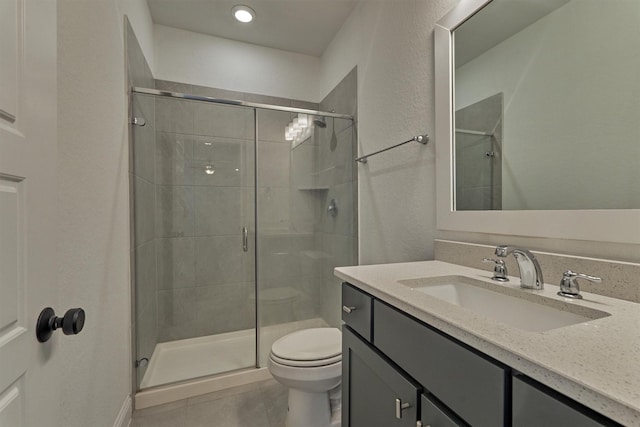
{"left": 132, "top": 87, "right": 354, "bottom": 120}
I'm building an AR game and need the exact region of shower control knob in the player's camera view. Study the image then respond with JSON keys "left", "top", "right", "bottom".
{"left": 36, "top": 307, "right": 86, "bottom": 342}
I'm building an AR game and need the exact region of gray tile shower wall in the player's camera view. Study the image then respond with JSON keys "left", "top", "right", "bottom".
{"left": 455, "top": 94, "right": 503, "bottom": 211}
{"left": 126, "top": 20, "right": 154, "bottom": 90}
{"left": 318, "top": 67, "right": 359, "bottom": 327}
{"left": 126, "top": 18, "right": 157, "bottom": 387}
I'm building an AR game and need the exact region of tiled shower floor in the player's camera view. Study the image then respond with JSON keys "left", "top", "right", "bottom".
{"left": 132, "top": 379, "right": 287, "bottom": 427}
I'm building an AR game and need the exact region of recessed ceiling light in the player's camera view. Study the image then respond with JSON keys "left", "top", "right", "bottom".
{"left": 232, "top": 5, "right": 255, "bottom": 23}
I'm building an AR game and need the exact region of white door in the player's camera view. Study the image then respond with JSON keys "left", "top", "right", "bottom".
{"left": 0, "top": 1, "right": 61, "bottom": 426}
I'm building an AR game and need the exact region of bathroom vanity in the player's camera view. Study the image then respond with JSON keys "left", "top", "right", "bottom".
{"left": 336, "top": 261, "right": 639, "bottom": 426}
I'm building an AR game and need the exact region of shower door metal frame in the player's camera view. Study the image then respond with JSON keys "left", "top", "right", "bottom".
{"left": 132, "top": 87, "right": 354, "bottom": 120}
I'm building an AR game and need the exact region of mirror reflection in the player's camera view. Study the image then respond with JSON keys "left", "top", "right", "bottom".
{"left": 453, "top": 0, "right": 640, "bottom": 211}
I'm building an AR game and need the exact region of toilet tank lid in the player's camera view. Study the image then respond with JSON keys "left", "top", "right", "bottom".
{"left": 271, "top": 328, "right": 341, "bottom": 361}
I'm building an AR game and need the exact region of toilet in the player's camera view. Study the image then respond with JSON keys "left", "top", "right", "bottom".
{"left": 268, "top": 328, "right": 342, "bottom": 427}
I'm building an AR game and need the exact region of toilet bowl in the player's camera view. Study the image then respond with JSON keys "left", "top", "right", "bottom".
{"left": 268, "top": 328, "right": 342, "bottom": 427}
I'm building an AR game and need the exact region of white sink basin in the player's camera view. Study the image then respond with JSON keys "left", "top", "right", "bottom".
{"left": 398, "top": 276, "right": 609, "bottom": 333}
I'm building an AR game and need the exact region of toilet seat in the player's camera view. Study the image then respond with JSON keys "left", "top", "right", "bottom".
{"left": 270, "top": 328, "right": 341, "bottom": 367}
{"left": 270, "top": 353, "right": 341, "bottom": 368}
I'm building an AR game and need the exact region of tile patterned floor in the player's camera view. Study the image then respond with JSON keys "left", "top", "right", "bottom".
{"left": 132, "top": 379, "right": 288, "bottom": 427}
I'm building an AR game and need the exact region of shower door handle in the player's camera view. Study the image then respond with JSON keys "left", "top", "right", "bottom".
{"left": 242, "top": 227, "right": 248, "bottom": 252}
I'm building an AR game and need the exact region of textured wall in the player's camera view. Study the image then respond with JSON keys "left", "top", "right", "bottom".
{"left": 153, "top": 25, "right": 321, "bottom": 101}
{"left": 57, "top": 0, "right": 131, "bottom": 425}
{"left": 320, "top": 0, "right": 459, "bottom": 264}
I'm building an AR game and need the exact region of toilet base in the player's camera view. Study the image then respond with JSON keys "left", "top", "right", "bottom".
{"left": 286, "top": 388, "right": 341, "bottom": 427}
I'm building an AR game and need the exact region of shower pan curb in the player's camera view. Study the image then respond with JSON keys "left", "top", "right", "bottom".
{"left": 134, "top": 367, "right": 272, "bottom": 409}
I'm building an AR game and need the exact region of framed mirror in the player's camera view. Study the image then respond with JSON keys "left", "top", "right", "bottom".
{"left": 435, "top": 0, "right": 640, "bottom": 243}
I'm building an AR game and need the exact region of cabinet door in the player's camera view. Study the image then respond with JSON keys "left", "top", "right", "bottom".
{"left": 513, "top": 375, "right": 621, "bottom": 427}
{"left": 343, "top": 326, "right": 421, "bottom": 427}
{"left": 421, "top": 394, "right": 467, "bottom": 427}
{"left": 374, "top": 300, "right": 506, "bottom": 427}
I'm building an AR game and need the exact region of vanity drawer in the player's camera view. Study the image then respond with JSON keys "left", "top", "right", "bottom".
{"left": 374, "top": 300, "right": 506, "bottom": 427}
{"left": 342, "top": 283, "right": 373, "bottom": 341}
{"left": 512, "top": 375, "right": 621, "bottom": 427}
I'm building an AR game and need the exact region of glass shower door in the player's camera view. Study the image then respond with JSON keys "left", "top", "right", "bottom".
{"left": 132, "top": 93, "right": 257, "bottom": 389}
{"left": 255, "top": 109, "right": 357, "bottom": 366}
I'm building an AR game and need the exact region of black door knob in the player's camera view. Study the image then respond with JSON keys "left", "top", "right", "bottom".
{"left": 36, "top": 307, "right": 86, "bottom": 342}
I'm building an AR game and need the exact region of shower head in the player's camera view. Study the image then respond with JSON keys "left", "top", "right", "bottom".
{"left": 313, "top": 117, "right": 327, "bottom": 128}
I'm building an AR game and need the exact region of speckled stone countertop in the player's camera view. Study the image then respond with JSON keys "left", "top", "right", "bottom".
{"left": 335, "top": 261, "right": 640, "bottom": 426}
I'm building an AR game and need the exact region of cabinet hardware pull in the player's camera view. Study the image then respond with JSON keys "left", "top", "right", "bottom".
{"left": 395, "top": 398, "right": 411, "bottom": 419}
{"left": 342, "top": 305, "right": 357, "bottom": 314}
{"left": 242, "top": 227, "right": 248, "bottom": 252}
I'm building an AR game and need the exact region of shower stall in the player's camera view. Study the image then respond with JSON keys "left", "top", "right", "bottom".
{"left": 130, "top": 86, "right": 357, "bottom": 396}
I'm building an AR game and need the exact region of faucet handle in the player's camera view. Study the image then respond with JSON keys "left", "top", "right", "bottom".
{"left": 482, "top": 258, "right": 509, "bottom": 282}
{"left": 494, "top": 245, "right": 508, "bottom": 257}
{"left": 558, "top": 270, "right": 602, "bottom": 299}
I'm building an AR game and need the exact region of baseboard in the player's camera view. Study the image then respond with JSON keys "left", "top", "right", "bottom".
{"left": 113, "top": 395, "right": 132, "bottom": 427}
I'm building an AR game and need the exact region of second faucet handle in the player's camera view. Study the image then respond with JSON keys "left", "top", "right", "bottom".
{"left": 482, "top": 258, "right": 509, "bottom": 282}
{"left": 558, "top": 270, "right": 602, "bottom": 299}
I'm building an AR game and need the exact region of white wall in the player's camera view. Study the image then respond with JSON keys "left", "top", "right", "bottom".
{"left": 118, "top": 0, "right": 155, "bottom": 72}
{"left": 320, "top": 0, "right": 458, "bottom": 264}
{"left": 58, "top": 1, "right": 131, "bottom": 425}
{"left": 154, "top": 24, "right": 321, "bottom": 101}
{"left": 456, "top": 0, "right": 640, "bottom": 210}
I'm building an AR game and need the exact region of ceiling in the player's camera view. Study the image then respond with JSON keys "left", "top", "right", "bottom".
{"left": 146, "top": 0, "right": 358, "bottom": 57}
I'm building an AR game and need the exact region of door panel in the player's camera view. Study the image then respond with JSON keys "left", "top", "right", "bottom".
{"left": 0, "top": 181, "right": 21, "bottom": 329}
{"left": 0, "top": 377, "right": 25, "bottom": 426}
{"left": 0, "top": 0, "right": 21, "bottom": 122}
{"left": 0, "top": 0, "right": 59, "bottom": 425}
{"left": 0, "top": 179, "right": 28, "bottom": 400}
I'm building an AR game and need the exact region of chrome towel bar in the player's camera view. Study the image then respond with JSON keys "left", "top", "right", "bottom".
{"left": 0, "top": 108, "right": 16, "bottom": 123}
{"left": 355, "top": 134, "right": 428, "bottom": 164}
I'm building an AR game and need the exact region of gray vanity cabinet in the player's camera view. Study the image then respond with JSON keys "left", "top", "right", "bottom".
{"left": 374, "top": 300, "right": 505, "bottom": 427}
{"left": 343, "top": 326, "right": 421, "bottom": 427}
{"left": 512, "top": 375, "right": 618, "bottom": 427}
{"left": 341, "top": 283, "right": 621, "bottom": 427}
{"left": 420, "top": 394, "right": 466, "bottom": 427}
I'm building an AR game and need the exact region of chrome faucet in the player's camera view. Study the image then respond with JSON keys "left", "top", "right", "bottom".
{"left": 495, "top": 245, "right": 544, "bottom": 290}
